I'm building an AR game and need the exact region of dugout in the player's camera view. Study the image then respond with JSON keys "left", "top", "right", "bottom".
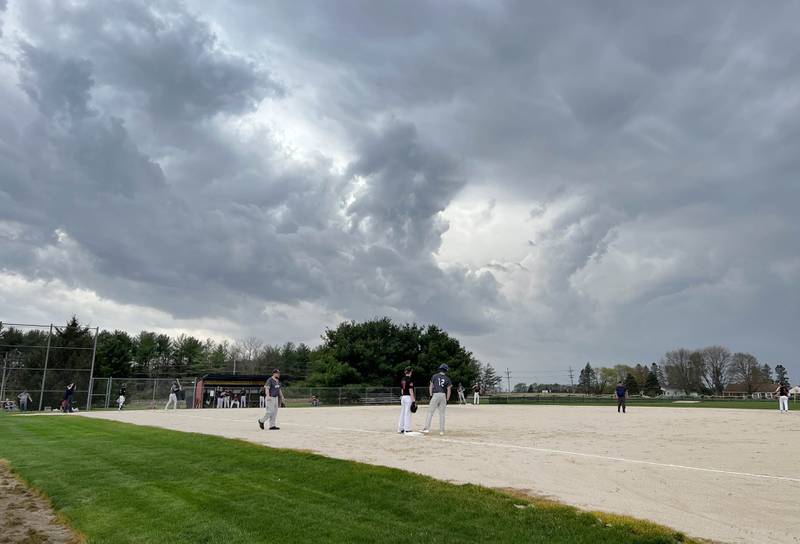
{"left": 194, "top": 374, "right": 269, "bottom": 409}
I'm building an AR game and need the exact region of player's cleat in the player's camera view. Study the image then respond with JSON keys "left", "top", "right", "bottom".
{"left": 439, "top": 432, "right": 444, "bottom": 436}
{"left": 398, "top": 430, "right": 405, "bottom": 434}
{"left": 269, "top": 426, "right": 280, "bottom": 430}
{"left": 258, "top": 420, "right": 264, "bottom": 430}
{"left": 420, "top": 429, "right": 430, "bottom": 434}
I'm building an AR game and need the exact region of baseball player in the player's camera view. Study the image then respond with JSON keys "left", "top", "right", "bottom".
{"left": 472, "top": 383, "right": 480, "bottom": 405}
{"left": 422, "top": 364, "right": 452, "bottom": 435}
{"left": 615, "top": 381, "right": 628, "bottom": 413}
{"left": 165, "top": 379, "right": 181, "bottom": 410}
{"left": 775, "top": 382, "right": 790, "bottom": 412}
{"left": 456, "top": 383, "right": 466, "bottom": 405}
{"left": 258, "top": 369, "right": 285, "bottom": 430}
{"left": 397, "top": 366, "right": 415, "bottom": 434}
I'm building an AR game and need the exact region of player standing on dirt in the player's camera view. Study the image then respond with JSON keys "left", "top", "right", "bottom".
{"left": 457, "top": 383, "right": 466, "bottom": 405}
{"left": 615, "top": 381, "right": 628, "bottom": 413}
{"left": 258, "top": 369, "right": 285, "bottom": 430}
{"left": 397, "top": 366, "right": 415, "bottom": 434}
{"left": 775, "top": 382, "right": 790, "bottom": 412}
{"left": 422, "top": 364, "right": 452, "bottom": 435}
{"left": 165, "top": 379, "right": 181, "bottom": 410}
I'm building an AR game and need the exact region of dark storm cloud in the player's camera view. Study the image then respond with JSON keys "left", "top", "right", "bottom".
{"left": 0, "top": 0, "right": 499, "bottom": 335}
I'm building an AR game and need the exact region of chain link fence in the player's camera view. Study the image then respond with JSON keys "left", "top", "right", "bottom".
{"left": 1, "top": 322, "right": 98, "bottom": 412}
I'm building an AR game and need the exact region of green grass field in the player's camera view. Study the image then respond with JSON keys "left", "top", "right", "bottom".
{"left": 0, "top": 414, "right": 700, "bottom": 544}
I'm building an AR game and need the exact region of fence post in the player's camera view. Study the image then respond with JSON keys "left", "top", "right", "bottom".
{"left": 105, "top": 378, "right": 112, "bottom": 408}
{"left": 151, "top": 379, "right": 157, "bottom": 408}
{"left": 338, "top": 387, "right": 341, "bottom": 406}
{"left": 37, "top": 324, "right": 53, "bottom": 411}
{"left": 85, "top": 327, "right": 99, "bottom": 411}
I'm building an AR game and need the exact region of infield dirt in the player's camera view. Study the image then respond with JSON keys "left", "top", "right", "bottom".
{"left": 81, "top": 404, "right": 800, "bottom": 544}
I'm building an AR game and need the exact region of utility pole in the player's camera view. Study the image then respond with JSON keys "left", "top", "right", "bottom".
{"left": 505, "top": 368, "right": 512, "bottom": 393}
{"left": 569, "top": 366, "right": 575, "bottom": 393}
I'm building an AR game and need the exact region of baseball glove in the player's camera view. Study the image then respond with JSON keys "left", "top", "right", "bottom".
{"left": 280, "top": 401, "right": 286, "bottom": 408}
{"left": 410, "top": 401, "right": 418, "bottom": 413}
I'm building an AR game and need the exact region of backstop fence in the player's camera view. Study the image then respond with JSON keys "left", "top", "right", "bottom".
{"left": 0, "top": 322, "right": 98, "bottom": 412}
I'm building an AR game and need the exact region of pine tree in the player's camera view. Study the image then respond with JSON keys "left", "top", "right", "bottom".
{"left": 644, "top": 367, "right": 662, "bottom": 396}
{"left": 624, "top": 373, "right": 640, "bottom": 395}
{"left": 775, "top": 364, "right": 789, "bottom": 385}
{"left": 578, "top": 363, "right": 595, "bottom": 395}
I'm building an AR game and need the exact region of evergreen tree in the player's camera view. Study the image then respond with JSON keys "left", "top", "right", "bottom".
{"left": 578, "top": 363, "right": 595, "bottom": 395}
{"left": 774, "top": 364, "right": 789, "bottom": 385}
{"left": 624, "top": 373, "right": 639, "bottom": 395}
{"left": 644, "top": 366, "right": 662, "bottom": 396}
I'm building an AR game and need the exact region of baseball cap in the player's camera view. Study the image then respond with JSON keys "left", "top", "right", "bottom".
{"left": 438, "top": 364, "right": 449, "bottom": 372}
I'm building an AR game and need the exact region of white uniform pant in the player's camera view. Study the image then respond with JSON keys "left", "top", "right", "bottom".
{"left": 424, "top": 392, "right": 447, "bottom": 432}
{"left": 259, "top": 396, "right": 266, "bottom": 408}
{"left": 457, "top": 391, "right": 466, "bottom": 404}
{"left": 240, "top": 397, "right": 247, "bottom": 408}
{"left": 165, "top": 393, "right": 178, "bottom": 410}
{"left": 473, "top": 392, "right": 480, "bottom": 405}
{"left": 259, "top": 397, "right": 279, "bottom": 427}
{"left": 397, "top": 395, "right": 412, "bottom": 432}
{"left": 779, "top": 395, "right": 789, "bottom": 411}
{"left": 216, "top": 397, "right": 224, "bottom": 409}
{"left": 224, "top": 397, "right": 231, "bottom": 408}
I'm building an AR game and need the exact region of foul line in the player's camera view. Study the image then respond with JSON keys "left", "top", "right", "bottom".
{"left": 129, "top": 411, "right": 800, "bottom": 484}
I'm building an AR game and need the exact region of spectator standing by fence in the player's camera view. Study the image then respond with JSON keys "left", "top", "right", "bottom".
{"left": 17, "top": 391, "right": 32, "bottom": 412}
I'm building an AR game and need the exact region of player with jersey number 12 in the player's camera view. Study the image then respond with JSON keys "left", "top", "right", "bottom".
{"left": 421, "top": 364, "right": 452, "bottom": 435}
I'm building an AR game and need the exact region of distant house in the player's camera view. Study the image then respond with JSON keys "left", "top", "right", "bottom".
{"left": 723, "top": 383, "right": 780, "bottom": 399}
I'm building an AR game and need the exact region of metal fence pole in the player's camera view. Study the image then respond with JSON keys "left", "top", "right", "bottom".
{"left": 105, "top": 378, "right": 112, "bottom": 408}
{"left": 0, "top": 353, "right": 7, "bottom": 402}
{"left": 37, "top": 324, "right": 53, "bottom": 411}
{"left": 152, "top": 378, "right": 157, "bottom": 407}
{"left": 85, "top": 327, "right": 99, "bottom": 411}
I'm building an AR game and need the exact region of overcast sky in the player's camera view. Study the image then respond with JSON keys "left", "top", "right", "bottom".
{"left": 1, "top": 1, "right": 798, "bottom": 383}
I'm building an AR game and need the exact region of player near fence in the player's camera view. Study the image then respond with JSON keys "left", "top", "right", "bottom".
{"left": 421, "top": 364, "right": 452, "bottom": 435}
{"left": 775, "top": 383, "right": 790, "bottom": 412}
{"left": 62, "top": 383, "right": 76, "bottom": 413}
{"left": 456, "top": 383, "right": 466, "bottom": 405}
{"left": 165, "top": 379, "right": 181, "bottom": 410}
{"left": 258, "top": 369, "right": 285, "bottom": 430}
{"left": 397, "top": 366, "right": 416, "bottom": 434}
{"left": 17, "top": 391, "right": 32, "bottom": 412}
{"left": 117, "top": 383, "right": 127, "bottom": 411}
{"left": 472, "top": 383, "right": 480, "bottom": 405}
{"left": 615, "top": 381, "right": 628, "bottom": 413}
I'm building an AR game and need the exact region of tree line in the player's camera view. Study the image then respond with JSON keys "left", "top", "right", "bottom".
{"left": 1, "top": 317, "right": 501, "bottom": 390}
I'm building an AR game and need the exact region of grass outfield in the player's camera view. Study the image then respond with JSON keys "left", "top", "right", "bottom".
{"left": 0, "top": 415, "right": 699, "bottom": 544}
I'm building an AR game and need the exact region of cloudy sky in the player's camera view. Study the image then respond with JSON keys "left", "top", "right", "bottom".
{"left": 1, "top": 1, "right": 798, "bottom": 383}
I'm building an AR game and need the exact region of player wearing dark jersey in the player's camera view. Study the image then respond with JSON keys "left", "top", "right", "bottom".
{"left": 422, "top": 364, "right": 452, "bottom": 435}
{"left": 775, "top": 383, "right": 790, "bottom": 412}
{"left": 615, "top": 382, "right": 628, "bottom": 413}
{"left": 397, "top": 366, "right": 415, "bottom": 434}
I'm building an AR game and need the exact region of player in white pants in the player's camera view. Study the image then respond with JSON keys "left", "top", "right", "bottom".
{"left": 473, "top": 384, "right": 480, "bottom": 405}
{"left": 258, "top": 369, "right": 285, "bottom": 430}
{"left": 165, "top": 379, "right": 181, "bottom": 410}
{"left": 457, "top": 383, "right": 466, "bottom": 405}
{"left": 775, "top": 383, "right": 790, "bottom": 411}
{"left": 422, "top": 364, "right": 452, "bottom": 435}
{"left": 397, "top": 366, "right": 415, "bottom": 434}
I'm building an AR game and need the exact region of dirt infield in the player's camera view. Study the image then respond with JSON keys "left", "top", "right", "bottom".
{"left": 81, "top": 404, "right": 800, "bottom": 543}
